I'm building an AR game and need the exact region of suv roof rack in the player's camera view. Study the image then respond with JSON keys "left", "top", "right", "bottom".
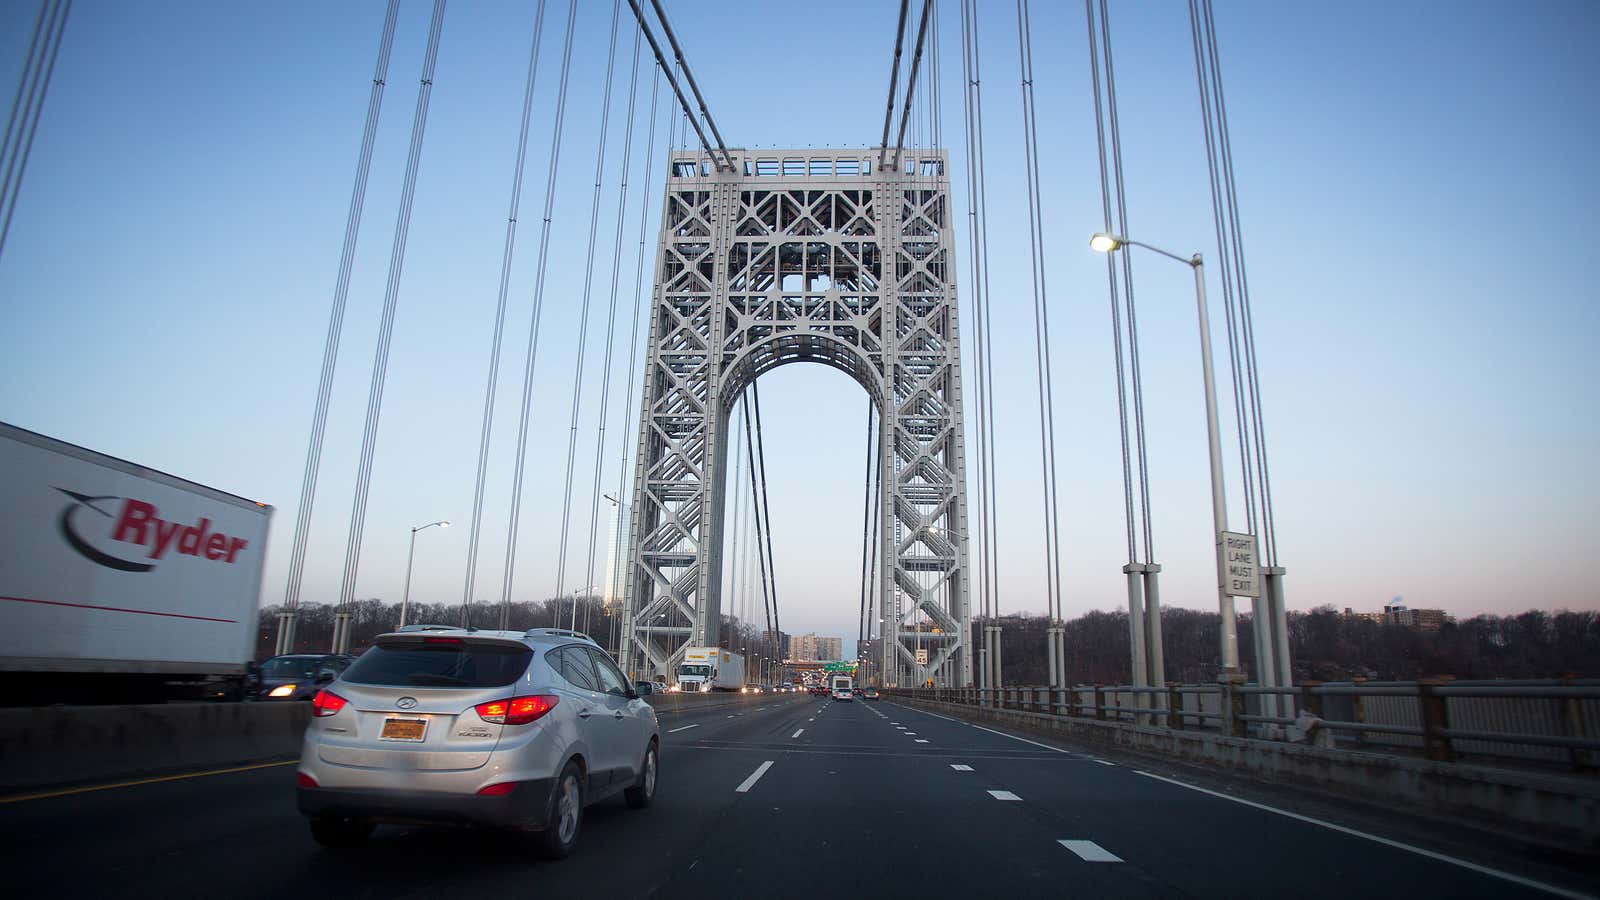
{"left": 394, "top": 623, "right": 460, "bottom": 633}
{"left": 524, "top": 627, "right": 598, "bottom": 643}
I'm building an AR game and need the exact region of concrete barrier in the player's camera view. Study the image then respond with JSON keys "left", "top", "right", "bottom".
{"left": 893, "top": 694, "right": 1600, "bottom": 853}
{"left": 0, "top": 689, "right": 795, "bottom": 793}
{"left": 0, "top": 701, "right": 311, "bottom": 793}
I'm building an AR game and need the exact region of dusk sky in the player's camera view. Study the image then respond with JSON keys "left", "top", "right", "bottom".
{"left": 1, "top": 0, "right": 1595, "bottom": 657}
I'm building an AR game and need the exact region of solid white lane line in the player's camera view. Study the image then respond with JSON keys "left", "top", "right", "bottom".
{"left": 915, "top": 739, "right": 930, "bottom": 744}
{"left": 1132, "top": 771, "right": 1591, "bottom": 900}
{"left": 735, "top": 761, "right": 775, "bottom": 793}
{"left": 1058, "top": 840, "right": 1122, "bottom": 863}
{"left": 667, "top": 724, "right": 701, "bottom": 733}
{"left": 963, "top": 721, "right": 1070, "bottom": 753}
{"left": 791, "top": 728, "right": 805, "bottom": 738}
{"left": 950, "top": 764, "right": 974, "bottom": 771}
{"left": 1094, "top": 760, "right": 1115, "bottom": 766}
{"left": 987, "top": 790, "right": 1022, "bottom": 801}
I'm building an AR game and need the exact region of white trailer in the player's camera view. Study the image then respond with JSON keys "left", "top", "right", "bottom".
{"left": 675, "top": 646, "right": 745, "bottom": 692}
{"left": 0, "top": 422, "right": 273, "bottom": 703}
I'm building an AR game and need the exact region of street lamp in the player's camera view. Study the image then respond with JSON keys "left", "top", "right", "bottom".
{"left": 1090, "top": 232, "right": 1239, "bottom": 674}
{"left": 400, "top": 520, "right": 449, "bottom": 628}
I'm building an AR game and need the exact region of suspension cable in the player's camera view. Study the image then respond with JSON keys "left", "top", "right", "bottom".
{"left": 857, "top": 397, "right": 876, "bottom": 648}
{"left": 462, "top": 0, "right": 547, "bottom": 622}
{"left": 279, "top": 0, "right": 400, "bottom": 643}
{"left": 0, "top": 0, "right": 71, "bottom": 262}
{"left": 624, "top": 0, "right": 728, "bottom": 170}
{"left": 611, "top": 66, "right": 661, "bottom": 660}
{"left": 877, "top": 0, "right": 911, "bottom": 167}
{"left": 890, "top": 0, "right": 935, "bottom": 170}
{"left": 336, "top": 0, "right": 447, "bottom": 641}
{"left": 1097, "top": 0, "right": 1155, "bottom": 563}
{"left": 646, "top": 0, "right": 732, "bottom": 170}
{"left": 741, "top": 393, "right": 775, "bottom": 656}
{"left": 496, "top": 0, "right": 581, "bottom": 625}
{"left": 751, "top": 382, "right": 781, "bottom": 641}
{"left": 1013, "top": 0, "right": 1065, "bottom": 623}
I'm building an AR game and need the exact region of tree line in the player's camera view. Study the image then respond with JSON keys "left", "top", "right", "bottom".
{"left": 258, "top": 601, "right": 1598, "bottom": 685}
{"left": 975, "top": 606, "right": 1600, "bottom": 685}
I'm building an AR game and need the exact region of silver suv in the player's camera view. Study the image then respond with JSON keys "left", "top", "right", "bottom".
{"left": 295, "top": 626, "right": 659, "bottom": 858}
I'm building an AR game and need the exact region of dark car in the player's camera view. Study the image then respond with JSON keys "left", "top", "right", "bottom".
{"left": 256, "top": 653, "right": 354, "bottom": 701}
{"left": 860, "top": 687, "right": 880, "bottom": 700}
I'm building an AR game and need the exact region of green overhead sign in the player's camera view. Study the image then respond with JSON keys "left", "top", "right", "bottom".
{"left": 823, "top": 661, "right": 859, "bottom": 673}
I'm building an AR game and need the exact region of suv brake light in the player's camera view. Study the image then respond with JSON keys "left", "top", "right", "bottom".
{"left": 311, "top": 689, "right": 347, "bottom": 717}
{"left": 475, "top": 694, "right": 558, "bottom": 725}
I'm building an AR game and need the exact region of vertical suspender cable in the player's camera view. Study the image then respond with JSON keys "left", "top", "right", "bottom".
{"left": 1097, "top": 0, "right": 1155, "bottom": 562}
{"left": 0, "top": 0, "right": 71, "bottom": 262}
{"left": 752, "top": 382, "right": 781, "bottom": 643}
{"left": 578, "top": 0, "right": 645, "bottom": 636}
{"left": 496, "top": 0, "right": 581, "bottom": 625}
{"left": 891, "top": 0, "right": 935, "bottom": 170}
{"left": 1188, "top": 0, "right": 1259, "bottom": 545}
{"left": 336, "top": 0, "right": 447, "bottom": 643}
{"left": 742, "top": 395, "right": 775, "bottom": 660}
{"left": 727, "top": 394, "right": 747, "bottom": 639}
{"left": 857, "top": 398, "right": 876, "bottom": 648}
{"left": 957, "top": 0, "right": 990, "bottom": 626}
{"left": 462, "top": 0, "right": 548, "bottom": 620}
{"left": 611, "top": 67, "right": 661, "bottom": 658}
{"left": 278, "top": 0, "right": 399, "bottom": 650}
{"left": 1013, "top": 0, "right": 1065, "bottom": 624}
{"left": 553, "top": 0, "right": 624, "bottom": 629}
{"left": 1203, "top": 0, "right": 1278, "bottom": 562}
{"left": 1083, "top": 1, "right": 1137, "bottom": 566}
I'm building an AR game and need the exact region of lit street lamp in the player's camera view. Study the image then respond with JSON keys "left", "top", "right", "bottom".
{"left": 1090, "top": 232, "right": 1239, "bottom": 674}
{"left": 400, "top": 520, "right": 449, "bottom": 628}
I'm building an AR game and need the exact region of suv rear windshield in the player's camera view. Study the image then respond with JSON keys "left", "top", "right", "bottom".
{"left": 343, "top": 641, "right": 532, "bottom": 688}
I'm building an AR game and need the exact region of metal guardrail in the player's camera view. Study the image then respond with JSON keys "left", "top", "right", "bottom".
{"left": 888, "top": 680, "right": 1600, "bottom": 773}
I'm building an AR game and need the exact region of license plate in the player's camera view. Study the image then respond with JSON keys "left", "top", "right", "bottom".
{"left": 380, "top": 717, "right": 427, "bottom": 742}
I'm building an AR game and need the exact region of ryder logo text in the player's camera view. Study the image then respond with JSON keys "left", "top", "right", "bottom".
{"left": 55, "top": 488, "right": 249, "bottom": 573}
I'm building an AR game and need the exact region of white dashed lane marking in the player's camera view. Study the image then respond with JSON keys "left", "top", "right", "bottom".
{"left": 915, "top": 739, "right": 929, "bottom": 744}
{"left": 735, "top": 761, "right": 775, "bottom": 793}
{"left": 791, "top": 728, "right": 804, "bottom": 738}
{"left": 950, "top": 764, "right": 973, "bottom": 771}
{"left": 1059, "top": 840, "right": 1122, "bottom": 862}
{"left": 667, "top": 724, "right": 700, "bottom": 733}
{"left": 987, "top": 790, "right": 1022, "bottom": 801}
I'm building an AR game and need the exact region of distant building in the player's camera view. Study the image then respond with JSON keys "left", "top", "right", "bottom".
{"left": 1344, "top": 603, "right": 1450, "bottom": 631}
{"left": 787, "top": 633, "right": 842, "bottom": 662}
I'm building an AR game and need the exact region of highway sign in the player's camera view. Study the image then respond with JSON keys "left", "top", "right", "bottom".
{"left": 823, "top": 660, "right": 858, "bottom": 673}
{"left": 1221, "top": 531, "right": 1261, "bottom": 597}
{"left": 915, "top": 648, "right": 929, "bottom": 665}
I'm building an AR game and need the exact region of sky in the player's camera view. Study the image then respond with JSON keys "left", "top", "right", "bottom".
{"left": 2, "top": 0, "right": 1596, "bottom": 659}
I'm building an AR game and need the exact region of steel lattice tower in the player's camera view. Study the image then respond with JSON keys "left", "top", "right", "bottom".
{"left": 619, "top": 148, "right": 970, "bottom": 689}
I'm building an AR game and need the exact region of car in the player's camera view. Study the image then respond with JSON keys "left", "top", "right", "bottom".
{"left": 860, "top": 687, "right": 880, "bottom": 700}
{"left": 256, "top": 653, "right": 354, "bottom": 701}
{"left": 832, "top": 688, "right": 854, "bottom": 701}
{"left": 295, "top": 627, "right": 659, "bottom": 859}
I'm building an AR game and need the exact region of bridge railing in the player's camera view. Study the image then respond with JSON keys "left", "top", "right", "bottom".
{"left": 888, "top": 679, "right": 1600, "bottom": 773}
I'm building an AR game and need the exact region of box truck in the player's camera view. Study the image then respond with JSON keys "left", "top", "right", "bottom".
{"left": 0, "top": 422, "right": 273, "bottom": 704}
{"left": 675, "top": 646, "right": 745, "bottom": 692}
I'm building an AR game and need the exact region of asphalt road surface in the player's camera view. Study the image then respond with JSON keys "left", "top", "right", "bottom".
{"left": 2, "top": 695, "right": 1591, "bottom": 899}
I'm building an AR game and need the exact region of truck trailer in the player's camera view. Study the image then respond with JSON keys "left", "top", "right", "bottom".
{"left": 675, "top": 646, "right": 745, "bottom": 692}
{"left": 0, "top": 422, "right": 273, "bottom": 704}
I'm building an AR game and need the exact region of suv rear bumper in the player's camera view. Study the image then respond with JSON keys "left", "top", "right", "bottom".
{"left": 297, "top": 779, "right": 556, "bottom": 830}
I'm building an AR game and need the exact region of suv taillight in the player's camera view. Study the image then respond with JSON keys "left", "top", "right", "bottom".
{"left": 311, "top": 689, "right": 347, "bottom": 717}
{"left": 475, "top": 694, "right": 558, "bottom": 726}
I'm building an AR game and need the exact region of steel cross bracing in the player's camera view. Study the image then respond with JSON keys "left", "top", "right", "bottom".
{"left": 619, "top": 148, "right": 972, "bottom": 689}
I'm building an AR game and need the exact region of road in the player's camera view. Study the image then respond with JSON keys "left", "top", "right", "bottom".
{"left": 1, "top": 695, "right": 1590, "bottom": 899}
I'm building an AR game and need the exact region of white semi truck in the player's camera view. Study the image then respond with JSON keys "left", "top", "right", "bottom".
{"left": 0, "top": 422, "right": 273, "bottom": 704}
{"left": 675, "top": 646, "right": 745, "bottom": 692}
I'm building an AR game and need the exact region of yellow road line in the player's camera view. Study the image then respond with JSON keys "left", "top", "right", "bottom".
{"left": 0, "top": 759, "right": 297, "bottom": 805}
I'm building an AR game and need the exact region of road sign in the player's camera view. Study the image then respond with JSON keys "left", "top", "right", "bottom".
{"left": 914, "top": 648, "right": 929, "bottom": 665}
{"left": 1221, "top": 531, "right": 1261, "bottom": 597}
{"left": 823, "top": 660, "right": 858, "bottom": 673}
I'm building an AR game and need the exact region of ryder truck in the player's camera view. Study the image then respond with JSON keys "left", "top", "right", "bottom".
{"left": 0, "top": 422, "right": 273, "bottom": 704}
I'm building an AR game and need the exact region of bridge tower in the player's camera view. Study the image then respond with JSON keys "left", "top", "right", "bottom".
{"left": 619, "top": 148, "right": 971, "bottom": 689}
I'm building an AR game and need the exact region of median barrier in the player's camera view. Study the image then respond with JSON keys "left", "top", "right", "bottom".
{"left": 0, "top": 701, "right": 311, "bottom": 793}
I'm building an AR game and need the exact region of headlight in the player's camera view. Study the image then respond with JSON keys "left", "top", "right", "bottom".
{"left": 268, "top": 684, "right": 296, "bottom": 698}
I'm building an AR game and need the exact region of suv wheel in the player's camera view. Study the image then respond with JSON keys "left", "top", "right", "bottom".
{"left": 309, "top": 816, "right": 374, "bottom": 848}
{"left": 533, "top": 761, "right": 584, "bottom": 860}
{"left": 625, "top": 740, "right": 658, "bottom": 809}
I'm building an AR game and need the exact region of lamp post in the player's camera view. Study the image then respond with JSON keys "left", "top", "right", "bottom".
{"left": 400, "top": 520, "right": 449, "bottom": 629}
{"left": 1091, "top": 233, "right": 1241, "bottom": 677}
